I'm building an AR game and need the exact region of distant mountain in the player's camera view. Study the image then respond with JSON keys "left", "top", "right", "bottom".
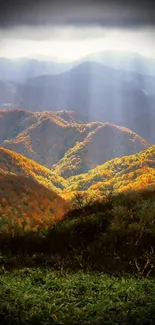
{"left": 0, "top": 109, "right": 149, "bottom": 175}
{"left": 14, "top": 61, "right": 155, "bottom": 143}
{"left": 0, "top": 58, "right": 155, "bottom": 142}
{"left": 0, "top": 57, "right": 76, "bottom": 83}
{"left": 0, "top": 80, "right": 22, "bottom": 108}
{"left": 1, "top": 51, "right": 155, "bottom": 83}
{"left": 84, "top": 50, "right": 155, "bottom": 76}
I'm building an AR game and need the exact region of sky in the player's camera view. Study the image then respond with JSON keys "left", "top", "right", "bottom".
{"left": 0, "top": 0, "right": 155, "bottom": 61}
{"left": 0, "top": 26, "right": 155, "bottom": 61}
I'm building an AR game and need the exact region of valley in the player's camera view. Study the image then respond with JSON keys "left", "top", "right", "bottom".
{"left": 0, "top": 51, "right": 155, "bottom": 325}
{"left": 0, "top": 110, "right": 155, "bottom": 228}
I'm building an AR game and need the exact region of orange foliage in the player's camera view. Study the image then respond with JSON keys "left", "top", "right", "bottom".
{"left": 0, "top": 173, "right": 68, "bottom": 234}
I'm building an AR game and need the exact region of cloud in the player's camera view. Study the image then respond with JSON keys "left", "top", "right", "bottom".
{"left": 0, "top": 0, "right": 155, "bottom": 61}
{"left": 0, "top": 0, "right": 155, "bottom": 28}
{"left": 0, "top": 25, "right": 107, "bottom": 41}
{"left": 0, "top": 26, "right": 155, "bottom": 61}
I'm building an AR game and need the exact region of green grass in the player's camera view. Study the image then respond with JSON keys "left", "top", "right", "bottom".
{"left": 0, "top": 269, "right": 155, "bottom": 324}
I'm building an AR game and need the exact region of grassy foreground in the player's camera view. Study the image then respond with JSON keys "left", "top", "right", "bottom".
{"left": 0, "top": 269, "right": 155, "bottom": 325}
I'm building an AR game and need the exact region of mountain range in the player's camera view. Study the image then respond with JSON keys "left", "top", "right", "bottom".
{"left": 0, "top": 108, "right": 153, "bottom": 191}
{"left": 1, "top": 50, "right": 155, "bottom": 83}
{"left": 1, "top": 52, "right": 155, "bottom": 143}
{"left": 0, "top": 50, "right": 155, "bottom": 232}
{"left": 0, "top": 107, "right": 154, "bottom": 232}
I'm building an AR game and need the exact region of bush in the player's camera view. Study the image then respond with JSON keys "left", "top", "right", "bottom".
{"left": 1, "top": 188, "right": 155, "bottom": 276}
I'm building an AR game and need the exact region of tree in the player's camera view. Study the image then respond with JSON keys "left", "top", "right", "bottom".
{"left": 99, "top": 184, "right": 114, "bottom": 202}
{"left": 70, "top": 192, "right": 92, "bottom": 221}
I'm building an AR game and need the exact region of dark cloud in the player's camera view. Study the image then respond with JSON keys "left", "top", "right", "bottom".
{"left": 0, "top": 0, "right": 155, "bottom": 27}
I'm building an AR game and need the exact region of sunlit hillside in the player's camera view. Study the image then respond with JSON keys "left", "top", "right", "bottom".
{"left": 1, "top": 144, "right": 155, "bottom": 206}
{"left": 0, "top": 147, "right": 66, "bottom": 193}
{"left": 0, "top": 173, "right": 67, "bottom": 234}
{"left": 65, "top": 145, "right": 155, "bottom": 198}
{"left": 0, "top": 119, "right": 155, "bottom": 230}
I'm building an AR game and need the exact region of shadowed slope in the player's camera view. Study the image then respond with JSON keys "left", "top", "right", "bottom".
{"left": 53, "top": 123, "right": 149, "bottom": 177}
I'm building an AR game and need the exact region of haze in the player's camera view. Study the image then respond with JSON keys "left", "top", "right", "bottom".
{"left": 0, "top": 26, "right": 155, "bottom": 61}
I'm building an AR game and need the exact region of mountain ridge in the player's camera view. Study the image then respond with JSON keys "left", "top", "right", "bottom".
{"left": 0, "top": 109, "right": 149, "bottom": 173}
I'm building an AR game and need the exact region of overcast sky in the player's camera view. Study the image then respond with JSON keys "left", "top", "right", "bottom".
{"left": 0, "top": 0, "right": 155, "bottom": 61}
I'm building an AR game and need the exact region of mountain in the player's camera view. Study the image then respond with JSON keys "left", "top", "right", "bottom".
{"left": 1, "top": 51, "right": 155, "bottom": 83}
{"left": 0, "top": 109, "right": 100, "bottom": 167}
{"left": 0, "top": 121, "right": 154, "bottom": 226}
{"left": 84, "top": 50, "right": 155, "bottom": 76}
{"left": 0, "top": 80, "right": 22, "bottom": 109}
{"left": 1, "top": 61, "right": 154, "bottom": 142}
{"left": 0, "top": 109, "right": 149, "bottom": 173}
{"left": 0, "top": 58, "right": 76, "bottom": 83}
{"left": 66, "top": 145, "right": 155, "bottom": 196}
{"left": 53, "top": 122, "right": 148, "bottom": 177}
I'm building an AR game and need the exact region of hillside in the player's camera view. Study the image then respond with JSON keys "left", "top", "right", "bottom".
{"left": 0, "top": 146, "right": 69, "bottom": 234}
{"left": 53, "top": 122, "right": 148, "bottom": 178}
{"left": 0, "top": 138, "right": 154, "bottom": 234}
{"left": 64, "top": 145, "right": 155, "bottom": 197}
{"left": 0, "top": 109, "right": 100, "bottom": 167}
{"left": 0, "top": 173, "right": 67, "bottom": 234}
{"left": 0, "top": 147, "right": 67, "bottom": 193}
{"left": 0, "top": 109, "right": 149, "bottom": 173}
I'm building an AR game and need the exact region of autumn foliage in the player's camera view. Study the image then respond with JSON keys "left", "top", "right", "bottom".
{"left": 64, "top": 145, "right": 155, "bottom": 199}
{"left": 0, "top": 111, "right": 155, "bottom": 236}
{"left": 0, "top": 109, "right": 148, "bottom": 173}
{"left": 0, "top": 173, "right": 67, "bottom": 234}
